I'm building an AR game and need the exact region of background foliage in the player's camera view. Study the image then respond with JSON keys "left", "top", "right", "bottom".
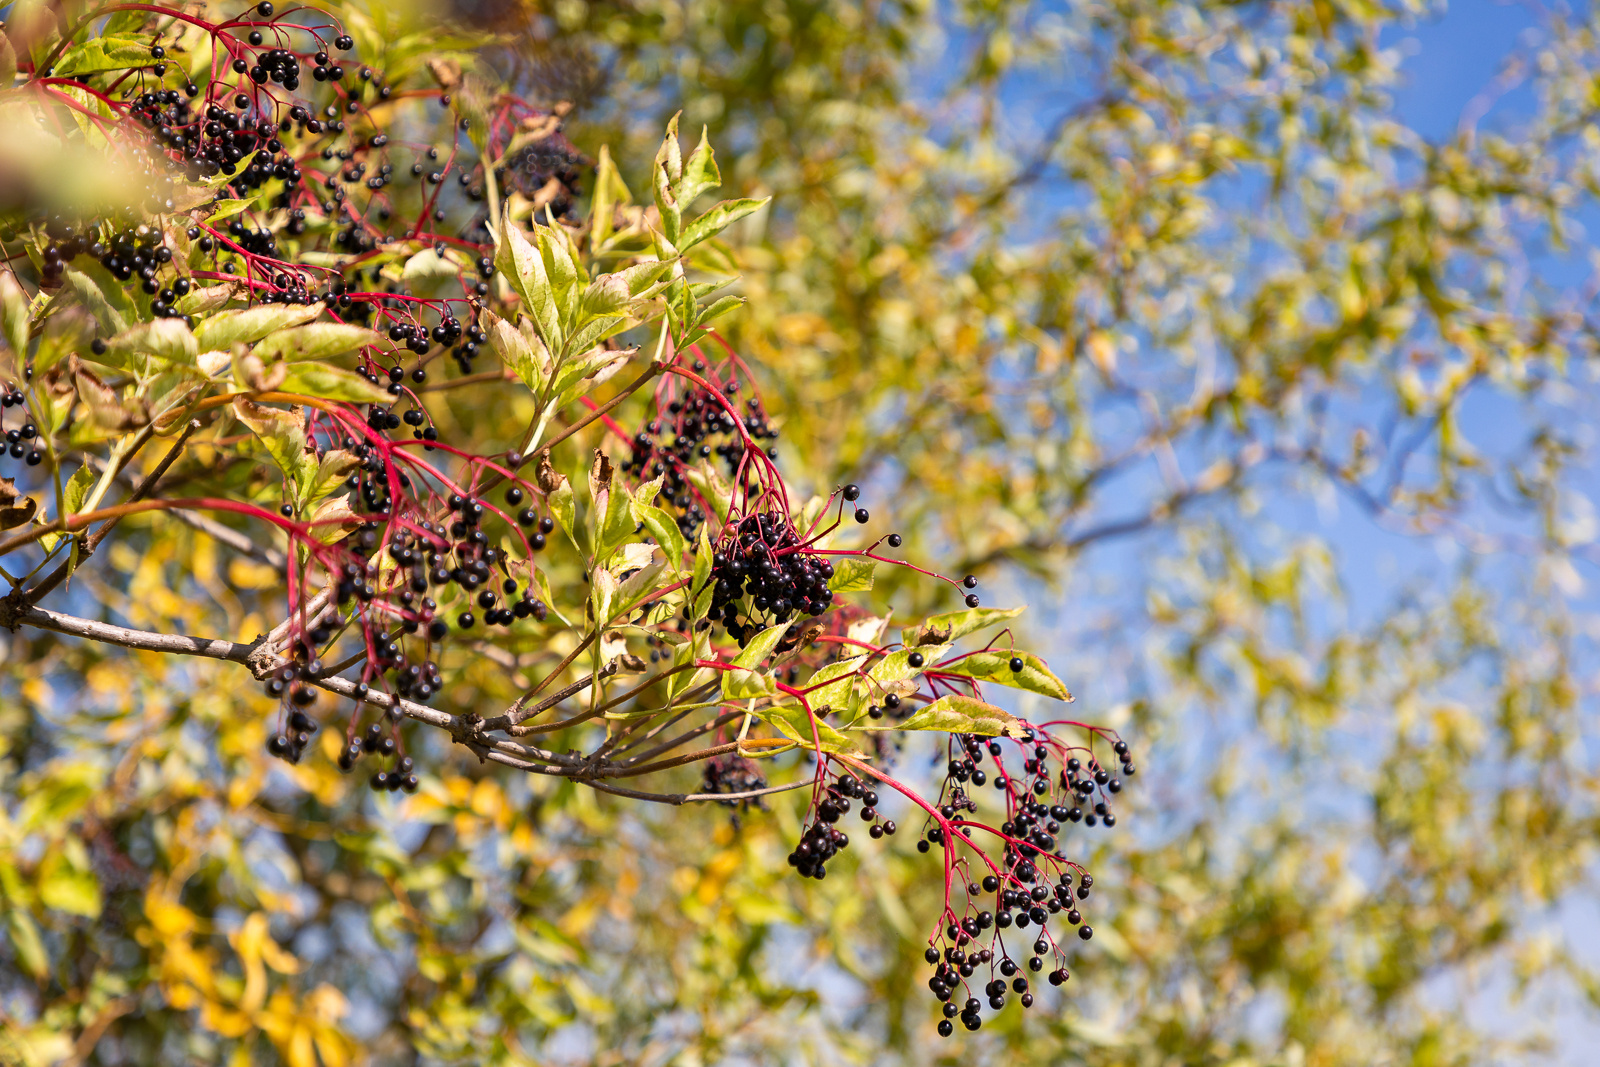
{"left": 3, "top": 0, "right": 1600, "bottom": 1065}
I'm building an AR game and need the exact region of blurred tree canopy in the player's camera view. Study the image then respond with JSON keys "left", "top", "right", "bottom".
{"left": 3, "top": 0, "right": 1600, "bottom": 1064}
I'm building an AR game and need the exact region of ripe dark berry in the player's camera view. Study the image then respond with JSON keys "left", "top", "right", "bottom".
{"left": 280, "top": 504, "right": 294, "bottom": 517}
{"left": 335, "top": 34, "right": 354, "bottom": 50}
{"left": 842, "top": 484, "right": 860, "bottom": 501}
{"left": 962, "top": 574, "right": 978, "bottom": 589}
{"left": 907, "top": 652, "right": 924, "bottom": 668}
{"left": 91, "top": 338, "right": 107, "bottom": 355}
{"left": 538, "top": 516, "right": 554, "bottom": 534}
{"left": 1009, "top": 656, "right": 1024, "bottom": 672}
{"left": 886, "top": 533, "right": 902, "bottom": 548}
{"left": 937, "top": 1020, "right": 953, "bottom": 1037}
{"left": 965, "top": 593, "right": 980, "bottom": 607}
{"left": 853, "top": 507, "right": 869, "bottom": 524}
{"left": 1079, "top": 925, "right": 1093, "bottom": 940}
{"left": 505, "top": 486, "right": 523, "bottom": 505}
{"left": 457, "top": 611, "right": 475, "bottom": 629}
{"left": 150, "top": 44, "right": 165, "bottom": 59}
{"left": 257, "top": 1, "right": 274, "bottom": 14}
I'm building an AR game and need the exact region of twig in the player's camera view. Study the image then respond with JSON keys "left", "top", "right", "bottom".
{"left": 539, "top": 362, "right": 664, "bottom": 454}
{"left": 585, "top": 778, "right": 811, "bottom": 806}
{"left": 23, "top": 421, "right": 201, "bottom": 604}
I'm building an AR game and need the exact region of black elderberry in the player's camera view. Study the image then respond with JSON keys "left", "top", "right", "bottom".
{"left": 1079, "top": 925, "right": 1093, "bottom": 940}
{"left": 965, "top": 593, "right": 980, "bottom": 607}
{"left": 335, "top": 34, "right": 354, "bottom": 50}
{"left": 908, "top": 652, "right": 924, "bottom": 668}
{"left": 842, "top": 484, "right": 860, "bottom": 501}
{"left": 887, "top": 533, "right": 902, "bottom": 548}
{"left": 937, "top": 1020, "right": 953, "bottom": 1037}
{"left": 1009, "top": 656, "right": 1024, "bottom": 671}
{"left": 854, "top": 507, "right": 869, "bottom": 524}
{"left": 91, "top": 338, "right": 107, "bottom": 355}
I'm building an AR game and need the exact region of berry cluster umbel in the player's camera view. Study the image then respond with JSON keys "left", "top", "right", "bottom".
{"left": 709, "top": 511, "right": 835, "bottom": 644}
{"left": 622, "top": 372, "right": 778, "bottom": 538}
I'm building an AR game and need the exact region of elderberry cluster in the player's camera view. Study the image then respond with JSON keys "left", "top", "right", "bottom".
{"left": 707, "top": 511, "right": 835, "bottom": 644}
{"left": 129, "top": 90, "right": 303, "bottom": 190}
{"left": 699, "top": 756, "right": 769, "bottom": 812}
{"left": 787, "top": 775, "right": 896, "bottom": 878}
{"left": 622, "top": 379, "right": 777, "bottom": 537}
{"left": 897, "top": 727, "right": 1139, "bottom": 1035}
{"left": 1, "top": 388, "right": 42, "bottom": 467}
{"left": 336, "top": 722, "right": 420, "bottom": 795}
{"left": 497, "top": 138, "right": 588, "bottom": 219}
{"left": 263, "top": 661, "right": 321, "bottom": 763}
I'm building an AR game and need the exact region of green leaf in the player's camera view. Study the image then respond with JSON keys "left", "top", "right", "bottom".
{"left": 691, "top": 527, "right": 714, "bottom": 621}
{"left": 733, "top": 621, "right": 792, "bottom": 669}
{"left": 203, "top": 197, "right": 261, "bottom": 226}
{"left": 631, "top": 500, "right": 686, "bottom": 573}
{"left": 307, "top": 449, "right": 360, "bottom": 503}
{"left": 589, "top": 451, "right": 634, "bottom": 563}
{"left": 591, "top": 565, "right": 617, "bottom": 625}
{"left": 800, "top": 654, "right": 868, "bottom": 715}
{"left": 538, "top": 224, "right": 582, "bottom": 327}
{"left": 105, "top": 319, "right": 198, "bottom": 368}
{"left": 665, "top": 627, "right": 715, "bottom": 703}
{"left": 62, "top": 267, "right": 128, "bottom": 336}
{"left": 872, "top": 694, "right": 1030, "bottom": 738}
{"left": 485, "top": 309, "right": 551, "bottom": 392}
{"left": 612, "top": 557, "right": 667, "bottom": 621}
{"left": 684, "top": 462, "right": 733, "bottom": 528}
{"left": 37, "top": 464, "right": 97, "bottom": 557}
{"left": 869, "top": 644, "right": 948, "bottom": 686}
{"left": 0, "top": 270, "right": 28, "bottom": 358}
{"left": 831, "top": 557, "right": 876, "bottom": 593}
{"left": 175, "top": 284, "right": 241, "bottom": 316}
{"left": 722, "top": 665, "right": 776, "bottom": 701}
{"left": 679, "top": 197, "right": 769, "bottom": 251}
{"left": 549, "top": 480, "right": 576, "bottom": 550}
{"left": 402, "top": 247, "right": 462, "bottom": 287}
{"left": 678, "top": 125, "right": 722, "bottom": 208}
{"left": 61, "top": 463, "right": 95, "bottom": 516}
{"left": 196, "top": 303, "right": 325, "bottom": 351}
{"left": 696, "top": 295, "right": 745, "bottom": 327}
{"left": 934, "top": 651, "right": 1072, "bottom": 701}
{"left": 37, "top": 841, "right": 101, "bottom": 919}
{"left": 232, "top": 397, "right": 312, "bottom": 501}
{"left": 169, "top": 153, "right": 258, "bottom": 212}
{"left": 5, "top": 910, "right": 47, "bottom": 979}
{"left": 552, "top": 346, "right": 632, "bottom": 406}
{"left": 277, "top": 363, "right": 392, "bottom": 403}
{"left": 754, "top": 702, "right": 860, "bottom": 755}
{"left": 255, "top": 323, "right": 381, "bottom": 363}
{"left": 903, "top": 605, "right": 1024, "bottom": 648}
{"left": 494, "top": 210, "right": 562, "bottom": 353}
{"left": 654, "top": 116, "right": 684, "bottom": 245}
{"left": 52, "top": 33, "right": 159, "bottom": 76}
{"left": 590, "top": 144, "right": 631, "bottom": 254}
